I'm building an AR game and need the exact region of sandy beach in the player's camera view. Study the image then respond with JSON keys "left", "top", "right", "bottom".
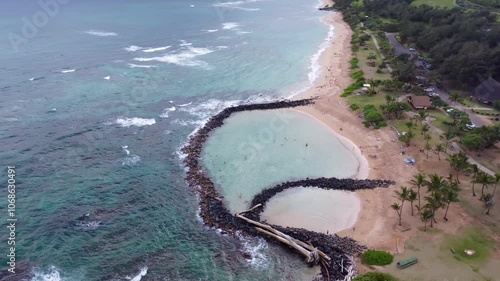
{"left": 281, "top": 0, "right": 424, "bottom": 251}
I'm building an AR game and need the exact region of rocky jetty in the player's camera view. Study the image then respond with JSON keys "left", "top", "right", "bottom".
{"left": 181, "top": 99, "right": 394, "bottom": 280}
{"left": 247, "top": 177, "right": 395, "bottom": 219}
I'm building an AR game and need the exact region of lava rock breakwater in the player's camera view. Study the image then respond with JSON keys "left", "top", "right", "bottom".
{"left": 181, "top": 98, "right": 394, "bottom": 280}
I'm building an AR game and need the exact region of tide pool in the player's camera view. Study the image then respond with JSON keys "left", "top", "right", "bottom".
{"left": 202, "top": 109, "right": 361, "bottom": 213}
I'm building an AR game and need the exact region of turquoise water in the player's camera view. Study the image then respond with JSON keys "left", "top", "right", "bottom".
{"left": 202, "top": 109, "right": 360, "bottom": 213}
{"left": 0, "top": 0, "right": 334, "bottom": 280}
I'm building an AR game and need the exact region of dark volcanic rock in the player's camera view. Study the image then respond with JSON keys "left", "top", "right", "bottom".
{"left": 180, "top": 98, "right": 394, "bottom": 280}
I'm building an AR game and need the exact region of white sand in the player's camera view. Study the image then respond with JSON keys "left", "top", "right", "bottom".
{"left": 261, "top": 187, "right": 360, "bottom": 234}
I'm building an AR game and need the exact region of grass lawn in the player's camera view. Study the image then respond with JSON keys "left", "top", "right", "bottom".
{"left": 428, "top": 109, "right": 454, "bottom": 132}
{"left": 442, "top": 227, "right": 496, "bottom": 265}
{"left": 355, "top": 38, "right": 391, "bottom": 81}
{"left": 347, "top": 93, "right": 386, "bottom": 108}
{"left": 411, "top": 0, "right": 455, "bottom": 9}
{"left": 392, "top": 119, "right": 440, "bottom": 146}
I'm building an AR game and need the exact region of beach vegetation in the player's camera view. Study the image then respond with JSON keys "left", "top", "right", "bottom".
{"left": 461, "top": 133, "right": 487, "bottom": 151}
{"left": 392, "top": 186, "right": 410, "bottom": 226}
{"left": 353, "top": 272, "right": 398, "bottom": 281}
{"left": 350, "top": 58, "right": 360, "bottom": 69}
{"left": 350, "top": 103, "right": 360, "bottom": 111}
{"left": 443, "top": 227, "right": 496, "bottom": 264}
{"left": 447, "top": 151, "right": 469, "bottom": 183}
{"left": 362, "top": 250, "right": 395, "bottom": 266}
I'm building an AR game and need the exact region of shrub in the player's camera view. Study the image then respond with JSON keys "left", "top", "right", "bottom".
{"left": 362, "top": 250, "right": 394, "bottom": 266}
{"left": 350, "top": 58, "right": 360, "bottom": 69}
{"left": 374, "top": 122, "right": 387, "bottom": 129}
{"left": 350, "top": 103, "right": 360, "bottom": 111}
{"left": 351, "top": 70, "right": 364, "bottom": 80}
{"left": 353, "top": 272, "right": 398, "bottom": 281}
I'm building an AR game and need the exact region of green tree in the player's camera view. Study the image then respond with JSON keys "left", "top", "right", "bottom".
{"left": 477, "top": 172, "right": 493, "bottom": 200}
{"left": 447, "top": 151, "right": 469, "bottom": 183}
{"left": 493, "top": 173, "right": 500, "bottom": 196}
{"left": 462, "top": 133, "right": 487, "bottom": 151}
{"left": 408, "top": 189, "right": 418, "bottom": 216}
{"left": 424, "top": 142, "right": 432, "bottom": 159}
{"left": 449, "top": 93, "right": 461, "bottom": 108}
{"left": 435, "top": 143, "right": 444, "bottom": 160}
{"left": 420, "top": 208, "right": 433, "bottom": 232}
{"left": 470, "top": 164, "right": 480, "bottom": 197}
{"left": 410, "top": 173, "right": 425, "bottom": 210}
{"left": 392, "top": 186, "right": 410, "bottom": 226}
{"left": 440, "top": 130, "right": 456, "bottom": 154}
{"left": 424, "top": 192, "right": 444, "bottom": 227}
{"left": 442, "top": 187, "right": 459, "bottom": 221}
{"left": 484, "top": 194, "right": 495, "bottom": 215}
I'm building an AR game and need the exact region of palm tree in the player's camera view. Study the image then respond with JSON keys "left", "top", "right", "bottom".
{"left": 408, "top": 189, "right": 418, "bottom": 216}
{"left": 447, "top": 151, "right": 469, "bottom": 183}
{"left": 477, "top": 172, "right": 493, "bottom": 200}
{"left": 421, "top": 208, "right": 433, "bottom": 231}
{"left": 393, "top": 186, "right": 410, "bottom": 226}
{"left": 421, "top": 124, "right": 430, "bottom": 136}
{"left": 493, "top": 173, "right": 500, "bottom": 196}
{"left": 410, "top": 173, "right": 425, "bottom": 210}
{"left": 484, "top": 193, "right": 495, "bottom": 215}
{"left": 435, "top": 143, "right": 444, "bottom": 160}
{"left": 470, "top": 164, "right": 479, "bottom": 197}
{"left": 425, "top": 173, "right": 446, "bottom": 196}
{"left": 440, "top": 130, "right": 456, "bottom": 154}
{"left": 415, "top": 111, "right": 429, "bottom": 129}
{"left": 442, "top": 187, "right": 459, "bottom": 221}
{"left": 385, "top": 94, "right": 396, "bottom": 105}
{"left": 405, "top": 121, "right": 416, "bottom": 132}
{"left": 424, "top": 192, "right": 444, "bottom": 227}
{"left": 449, "top": 93, "right": 461, "bottom": 108}
{"left": 424, "top": 142, "right": 432, "bottom": 159}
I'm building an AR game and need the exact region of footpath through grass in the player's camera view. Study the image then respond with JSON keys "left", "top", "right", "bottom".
{"left": 411, "top": 0, "right": 455, "bottom": 9}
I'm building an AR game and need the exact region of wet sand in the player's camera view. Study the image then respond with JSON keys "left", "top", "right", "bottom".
{"left": 261, "top": 187, "right": 360, "bottom": 234}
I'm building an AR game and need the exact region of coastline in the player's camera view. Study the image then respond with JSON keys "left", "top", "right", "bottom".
{"left": 292, "top": 1, "right": 414, "bottom": 250}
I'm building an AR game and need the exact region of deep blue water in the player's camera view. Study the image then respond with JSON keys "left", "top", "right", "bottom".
{"left": 0, "top": 0, "right": 331, "bottom": 280}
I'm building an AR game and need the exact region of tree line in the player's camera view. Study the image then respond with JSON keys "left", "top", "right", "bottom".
{"left": 331, "top": 0, "right": 500, "bottom": 89}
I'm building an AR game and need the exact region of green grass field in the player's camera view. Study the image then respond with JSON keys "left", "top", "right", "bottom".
{"left": 355, "top": 36, "right": 391, "bottom": 81}
{"left": 411, "top": 0, "right": 455, "bottom": 9}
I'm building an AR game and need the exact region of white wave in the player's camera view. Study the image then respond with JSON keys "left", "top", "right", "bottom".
{"left": 104, "top": 76, "right": 110, "bottom": 80}
{"left": 240, "top": 236, "right": 269, "bottom": 270}
{"left": 84, "top": 30, "right": 118, "bottom": 37}
{"left": 124, "top": 45, "right": 143, "bottom": 52}
{"left": 115, "top": 117, "right": 156, "bottom": 127}
{"left": 190, "top": 4, "right": 195, "bottom": 7}
{"left": 75, "top": 221, "right": 101, "bottom": 230}
{"left": 61, "top": 69, "right": 76, "bottom": 73}
{"left": 127, "top": 266, "right": 148, "bottom": 281}
{"left": 142, "top": 46, "right": 171, "bottom": 53}
{"left": 179, "top": 40, "right": 192, "bottom": 47}
{"left": 133, "top": 46, "right": 214, "bottom": 68}
{"left": 203, "top": 29, "right": 219, "bottom": 33}
{"left": 122, "top": 145, "right": 130, "bottom": 155}
{"left": 308, "top": 23, "right": 334, "bottom": 84}
{"left": 4, "top": 117, "right": 18, "bottom": 122}
{"left": 222, "top": 22, "right": 241, "bottom": 30}
{"left": 236, "top": 31, "right": 252, "bottom": 34}
{"left": 128, "top": 63, "right": 158, "bottom": 68}
{"left": 122, "top": 155, "right": 141, "bottom": 166}
{"left": 213, "top": 0, "right": 262, "bottom": 11}
{"left": 159, "top": 106, "right": 176, "bottom": 118}
{"left": 177, "top": 102, "right": 192, "bottom": 107}
{"left": 217, "top": 46, "right": 229, "bottom": 49}
{"left": 30, "top": 266, "right": 64, "bottom": 281}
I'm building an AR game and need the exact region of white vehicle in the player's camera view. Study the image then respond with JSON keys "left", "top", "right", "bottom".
{"left": 446, "top": 108, "right": 454, "bottom": 112}
{"left": 465, "top": 124, "right": 476, "bottom": 130}
{"left": 425, "top": 88, "right": 434, "bottom": 92}
{"left": 409, "top": 48, "right": 415, "bottom": 51}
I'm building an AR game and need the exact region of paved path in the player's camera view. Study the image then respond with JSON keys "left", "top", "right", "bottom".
{"left": 363, "top": 31, "right": 393, "bottom": 73}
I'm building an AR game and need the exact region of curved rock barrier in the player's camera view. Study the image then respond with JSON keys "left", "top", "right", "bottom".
{"left": 181, "top": 99, "right": 393, "bottom": 280}
{"left": 247, "top": 178, "right": 394, "bottom": 220}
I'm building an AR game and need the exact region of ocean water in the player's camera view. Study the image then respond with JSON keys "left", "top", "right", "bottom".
{"left": 202, "top": 109, "right": 359, "bottom": 213}
{"left": 0, "top": 0, "right": 335, "bottom": 280}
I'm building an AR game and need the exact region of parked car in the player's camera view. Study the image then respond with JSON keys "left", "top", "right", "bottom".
{"left": 409, "top": 48, "right": 415, "bottom": 51}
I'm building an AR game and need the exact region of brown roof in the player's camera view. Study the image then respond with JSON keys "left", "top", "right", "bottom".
{"left": 409, "top": 95, "right": 432, "bottom": 108}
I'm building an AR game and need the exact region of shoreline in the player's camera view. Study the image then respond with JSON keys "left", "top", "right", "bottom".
{"left": 293, "top": 2, "right": 392, "bottom": 246}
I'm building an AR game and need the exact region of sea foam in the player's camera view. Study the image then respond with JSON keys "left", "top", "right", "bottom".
{"left": 213, "top": 0, "right": 262, "bottom": 11}
{"left": 84, "top": 30, "right": 118, "bottom": 37}
{"left": 128, "top": 63, "right": 158, "bottom": 68}
{"left": 222, "top": 22, "right": 241, "bottom": 30}
{"left": 142, "top": 46, "right": 171, "bottom": 53}
{"left": 30, "top": 266, "right": 64, "bottom": 281}
{"left": 115, "top": 117, "right": 156, "bottom": 127}
{"left": 133, "top": 46, "right": 215, "bottom": 68}
{"left": 308, "top": 22, "right": 335, "bottom": 84}
{"left": 128, "top": 267, "right": 148, "bottom": 281}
